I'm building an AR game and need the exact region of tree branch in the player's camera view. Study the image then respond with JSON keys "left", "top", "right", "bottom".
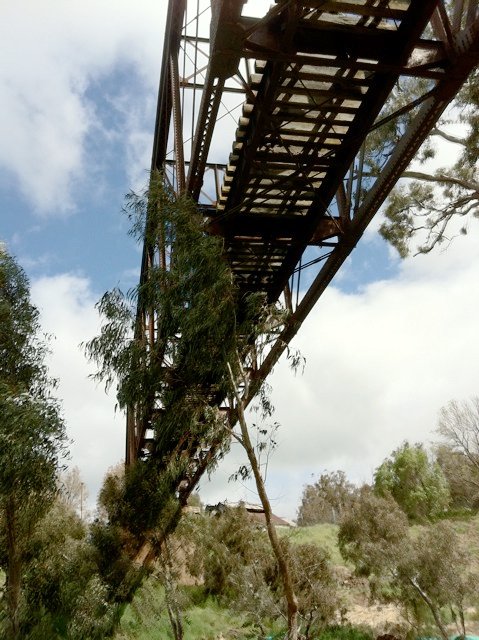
{"left": 401, "top": 171, "right": 479, "bottom": 193}
{"left": 430, "top": 127, "right": 467, "bottom": 146}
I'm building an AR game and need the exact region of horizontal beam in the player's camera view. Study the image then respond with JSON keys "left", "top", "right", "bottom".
{"left": 207, "top": 213, "right": 342, "bottom": 244}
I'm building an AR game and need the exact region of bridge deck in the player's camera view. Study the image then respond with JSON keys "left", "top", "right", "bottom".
{"left": 207, "top": 1, "right": 437, "bottom": 301}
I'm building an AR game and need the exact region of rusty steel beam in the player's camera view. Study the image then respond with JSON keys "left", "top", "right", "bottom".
{"left": 170, "top": 53, "right": 186, "bottom": 193}
{"left": 128, "top": 0, "right": 187, "bottom": 465}
{"left": 186, "top": 74, "right": 226, "bottom": 199}
{"left": 151, "top": 0, "right": 186, "bottom": 171}
{"left": 186, "top": 0, "right": 247, "bottom": 200}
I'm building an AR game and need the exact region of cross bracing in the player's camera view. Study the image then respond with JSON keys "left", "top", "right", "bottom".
{"left": 127, "top": 0, "right": 479, "bottom": 505}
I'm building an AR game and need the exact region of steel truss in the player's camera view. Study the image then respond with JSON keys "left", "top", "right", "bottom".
{"left": 127, "top": 0, "right": 479, "bottom": 505}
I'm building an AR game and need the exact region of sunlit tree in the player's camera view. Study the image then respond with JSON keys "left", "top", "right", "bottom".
{"left": 0, "top": 250, "right": 67, "bottom": 639}
{"left": 373, "top": 442, "right": 450, "bottom": 521}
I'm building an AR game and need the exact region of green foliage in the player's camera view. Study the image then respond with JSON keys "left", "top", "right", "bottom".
{"left": 373, "top": 442, "right": 450, "bottom": 521}
{"left": 0, "top": 251, "right": 68, "bottom": 639}
{"left": 339, "top": 487, "right": 477, "bottom": 640}
{"left": 297, "top": 471, "right": 356, "bottom": 526}
{"left": 85, "top": 173, "right": 267, "bottom": 539}
{"left": 317, "top": 625, "right": 373, "bottom": 640}
{"left": 393, "top": 520, "right": 475, "bottom": 639}
{"left": 122, "top": 460, "right": 181, "bottom": 537}
{"left": 0, "top": 390, "right": 65, "bottom": 514}
{"left": 97, "top": 464, "right": 126, "bottom": 523}
{"left": 67, "top": 575, "right": 118, "bottom": 640}
{"left": 378, "top": 70, "right": 478, "bottom": 256}
{"left": 0, "top": 252, "right": 66, "bottom": 515}
{"left": 86, "top": 172, "right": 253, "bottom": 443}
{"left": 338, "top": 487, "right": 409, "bottom": 578}
{"left": 25, "top": 501, "right": 87, "bottom": 592}
{"left": 0, "top": 251, "right": 49, "bottom": 393}
{"left": 21, "top": 501, "right": 95, "bottom": 636}
{"left": 0, "top": 252, "right": 139, "bottom": 638}
{"left": 380, "top": 182, "right": 435, "bottom": 258}
{"left": 287, "top": 542, "right": 337, "bottom": 639}
{"left": 403, "top": 521, "right": 473, "bottom": 612}
{"left": 89, "top": 521, "right": 142, "bottom": 603}
{"left": 459, "top": 68, "right": 479, "bottom": 164}
{"left": 179, "top": 510, "right": 337, "bottom": 637}
{"left": 181, "top": 508, "right": 272, "bottom": 601}
{"left": 8, "top": 491, "right": 145, "bottom": 640}
{"left": 7, "top": 495, "right": 140, "bottom": 640}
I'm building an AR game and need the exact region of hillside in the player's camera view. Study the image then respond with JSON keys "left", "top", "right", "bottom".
{"left": 116, "top": 515, "right": 479, "bottom": 640}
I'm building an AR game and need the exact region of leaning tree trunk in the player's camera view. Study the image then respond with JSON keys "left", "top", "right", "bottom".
{"left": 159, "top": 540, "right": 184, "bottom": 640}
{"left": 6, "top": 496, "right": 21, "bottom": 640}
{"left": 409, "top": 578, "right": 449, "bottom": 640}
{"left": 229, "top": 364, "right": 299, "bottom": 640}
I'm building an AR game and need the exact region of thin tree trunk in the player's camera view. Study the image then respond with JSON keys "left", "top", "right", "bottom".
{"left": 409, "top": 578, "right": 448, "bottom": 640}
{"left": 229, "top": 364, "right": 299, "bottom": 640}
{"left": 6, "top": 496, "right": 21, "bottom": 640}
{"left": 160, "top": 541, "right": 184, "bottom": 640}
{"left": 459, "top": 605, "right": 466, "bottom": 638}
{"left": 165, "top": 599, "right": 183, "bottom": 640}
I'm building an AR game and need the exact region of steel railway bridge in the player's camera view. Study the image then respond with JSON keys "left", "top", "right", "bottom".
{"left": 126, "top": 0, "right": 479, "bottom": 504}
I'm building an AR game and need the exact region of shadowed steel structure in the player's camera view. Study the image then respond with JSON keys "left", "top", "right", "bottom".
{"left": 127, "top": 0, "right": 479, "bottom": 500}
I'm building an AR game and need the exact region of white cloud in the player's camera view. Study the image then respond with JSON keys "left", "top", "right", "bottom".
{"left": 120, "top": 97, "right": 157, "bottom": 192}
{"left": 202, "top": 227, "right": 479, "bottom": 519}
{"left": 26, "top": 224, "right": 479, "bottom": 520}
{"left": 6, "top": 0, "right": 476, "bottom": 526}
{"left": 30, "top": 273, "right": 123, "bottom": 508}
{"left": 0, "top": 1, "right": 165, "bottom": 213}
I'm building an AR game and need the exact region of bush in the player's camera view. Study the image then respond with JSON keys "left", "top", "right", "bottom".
{"left": 317, "top": 625, "right": 373, "bottom": 640}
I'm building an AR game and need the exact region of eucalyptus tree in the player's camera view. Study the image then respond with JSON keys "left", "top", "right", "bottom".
{"left": 373, "top": 442, "right": 450, "bottom": 521}
{"left": 85, "top": 173, "right": 263, "bottom": 540}
{"left": 339, "top": 489, "right": 474, "bottom": 640}
{"left": 86, "top": 174, "right": 306, "bottom": 638}
{"left": 228, "top": 362, "right": 300, "bottom": 640}
{"left": 297, "top": 470, "right": 356, "bottom": 526}
{"left": 373, "top": 70, "right": 479, "bottom": 256}
{"left": 0, "top": 250, "right": 67, "bottom": 639}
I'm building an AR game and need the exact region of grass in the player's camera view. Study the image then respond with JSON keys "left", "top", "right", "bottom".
{"left": 318, "top": 626, "right": 373, "bottom": 640}
{"left": 116, "top": 515, "right": 479, "bottom": 639}
{"left": 283, "top": 523, "right": 344, "bottom": 566}
{"left": 284, "top": 513, "right": 479, "bottom": 568}
{"left": 115, "top": 521, "right": 348, "bottom": 639}
{"left": 180, "top": 601, "right": 260, "bottom": 639}
{"left": 116, "top": 582, "right": 260, "bottom": 640}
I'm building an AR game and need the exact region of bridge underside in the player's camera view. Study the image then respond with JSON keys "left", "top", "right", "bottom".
{"left": 127, "top": 0, "right": 479, "bottom": 496}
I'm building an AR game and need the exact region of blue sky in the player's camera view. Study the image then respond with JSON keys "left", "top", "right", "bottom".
{"left": 1, "top": 1, "right": 478, "bottom": 519}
